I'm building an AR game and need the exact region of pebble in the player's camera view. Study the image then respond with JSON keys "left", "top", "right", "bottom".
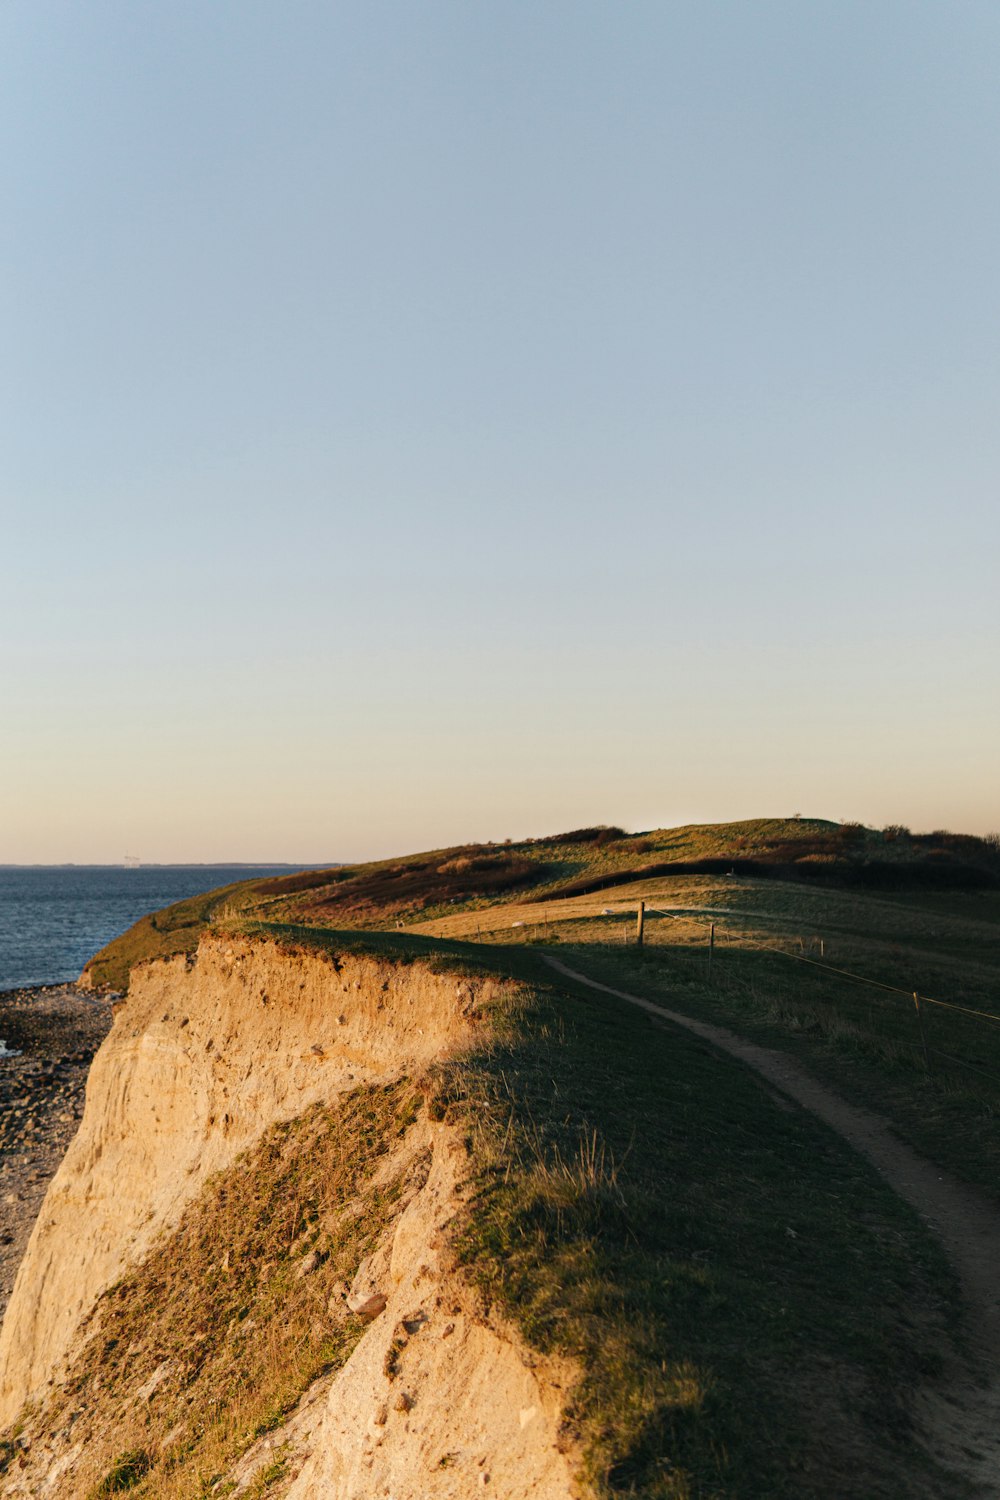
{"left": 0, "top": 983, "right": 112, "bottom": 1320}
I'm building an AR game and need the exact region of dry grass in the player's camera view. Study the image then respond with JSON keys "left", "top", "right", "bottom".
{"left": 1, "top": 1084, "right": 423, "bottom": 1499}
{"left": 86, "top": 820, "right": 1000, "bottom": 994}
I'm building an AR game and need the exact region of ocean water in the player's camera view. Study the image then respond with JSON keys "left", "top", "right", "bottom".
{"left": 0, "top": 866, "right": 303, "bottom": 992}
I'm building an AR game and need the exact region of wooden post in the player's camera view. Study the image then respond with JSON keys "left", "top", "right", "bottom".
{"left": 636, "top": 900, "right": 645, "bottom": 948}
{"left": 913, "top": 992, "right": 930, "bottom": 1070}
{"left": 708, "top": 922, "right": 715, "bottom": 970}
{"left": 819, "top": 938, "right": 825, "bottom": 958}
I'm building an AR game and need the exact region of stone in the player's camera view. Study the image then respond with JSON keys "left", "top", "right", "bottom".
{"left": 346, "top": 1291, "right": 387, "bottom": 1321}
{"left": 296, "top": 1250, "right": 321, "bottom": 1280}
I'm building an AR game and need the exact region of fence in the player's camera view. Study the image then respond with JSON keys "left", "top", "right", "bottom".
{"left": 502, "top": 898, "right": 1000, "bottom": 1093}
{"left": 640, "top": 902, "right": 1000, "bottom": 1090}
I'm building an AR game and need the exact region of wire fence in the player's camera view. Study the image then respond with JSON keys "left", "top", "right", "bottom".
{"left": 640, "top": 903, "right": 1000, "bottom": 1089}
{"left": 512, "top": 899, "right": 1000, "bottom": 1092}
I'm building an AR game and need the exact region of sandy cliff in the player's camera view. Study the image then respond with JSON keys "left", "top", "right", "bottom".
{"left": 0, "top": 934, "right": 577, "bottom": 1498}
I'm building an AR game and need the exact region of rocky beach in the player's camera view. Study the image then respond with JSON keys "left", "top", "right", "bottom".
{"left": 0, "top": 984, "right": 113, "bottom": 1319}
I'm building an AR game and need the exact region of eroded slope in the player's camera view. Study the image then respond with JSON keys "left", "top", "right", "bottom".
{"left": 0, "top": 934, "right": 497, "bottom": 1427}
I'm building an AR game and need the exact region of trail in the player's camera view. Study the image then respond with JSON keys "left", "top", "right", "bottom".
{"left": 543, "top": 953, "right": 1000, "bottom": 1497}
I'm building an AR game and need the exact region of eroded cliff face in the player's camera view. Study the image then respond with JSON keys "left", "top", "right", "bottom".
{"left": 285, "top": 1114, "right": 576, "bottom": 1500}
{"left": 217, "top": 1113, "right": 578, "bottom": 1500}
{"left": 0, "top": 934, "right": 579, "bottom": 1497}
{"left": 0, "top": 938, "right": 477, "bottom": 1397}
{"left": 0, "top": 940, "right": 466, "bottom": 1423}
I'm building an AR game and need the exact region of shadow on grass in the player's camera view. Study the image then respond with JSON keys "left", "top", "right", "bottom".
{"left": 425, "top": 945, "right": 962, "bottom": 1499}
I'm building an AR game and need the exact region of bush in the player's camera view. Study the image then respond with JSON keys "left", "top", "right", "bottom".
{"left": 545, "top": 826, "right": 628, "bottom": 846}
{"left": 90, "top": 1450, "right": 152, "bottom": 1495}
{"left": 254, "top": 868, "right": 348, "bottom": 897}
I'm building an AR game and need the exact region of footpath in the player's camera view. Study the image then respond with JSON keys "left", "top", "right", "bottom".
{"left": 544, "top": 953, "right": 1000, "bottom": 1497}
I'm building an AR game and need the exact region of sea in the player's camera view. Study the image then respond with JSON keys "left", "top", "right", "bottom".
{"left": 0, "top": 866, "right": 306, "bottom": 992}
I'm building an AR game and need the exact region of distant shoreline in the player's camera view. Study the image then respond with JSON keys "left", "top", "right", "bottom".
{"left": 0, "top": 862, "right": 325, "bottom": 871}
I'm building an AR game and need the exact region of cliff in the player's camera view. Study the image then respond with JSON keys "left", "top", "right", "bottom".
{"left": 0, "top": 934, "right": 577, "bottom": 1498}
{"left": 3, "top": 861, "right": 962, "bottom": 1497}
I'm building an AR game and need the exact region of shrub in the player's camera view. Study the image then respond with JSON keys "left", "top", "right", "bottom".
{"left": 254, "top": 868, "right": 347, "bottom": 897}
{"left": 545, "top": 826, "right": 628, "bottom": 846}
{"left": 90, "top": 1450, "right": 152, "bottom": 1495}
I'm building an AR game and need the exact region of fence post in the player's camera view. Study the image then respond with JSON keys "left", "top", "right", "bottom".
{"left": 913, "top": 992, "right": 931, "bottom": 1071}
{"left": 636, "top": 900, "right": 645, "bottom": 948}
{"left": 708, "top": 922, "right": 715, "bottom": 971}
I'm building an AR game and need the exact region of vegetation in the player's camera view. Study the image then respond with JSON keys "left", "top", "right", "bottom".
{"left": 54, "top": 816, "right": 1000, "bottom": 1495}
{"left": 639, "top": 975, "right": 998, "bottom": 1200}
{"left": 468, "top": 876, "right": 1000, "bottom": 1203}
{"left": 82, "top": 883, "right": 249, "bottom": 992}
{"left": 429, "top": 954, "right": 962, "bottom": 1498}
{"left": 84, "top": 819, "right": 1000, "bottom": 994}
{"left": 14, "top": 1085, "right": 421, "bottom": 1499}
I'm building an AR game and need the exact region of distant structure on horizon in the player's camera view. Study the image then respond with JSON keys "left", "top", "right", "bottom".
{"left": 123, "top": 855, "right": 141, "bottom": 869}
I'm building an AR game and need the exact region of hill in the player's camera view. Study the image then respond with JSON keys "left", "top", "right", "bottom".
{"left": 4, "top": 817, "right": 1000, "bottom": 1496}
{"left": 79, "top": 817, "right": 1000, "bottom": 993}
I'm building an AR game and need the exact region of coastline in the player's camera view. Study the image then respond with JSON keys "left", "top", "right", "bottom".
{"left": 0, "top": 983, "right": 113, "bottom": 1320}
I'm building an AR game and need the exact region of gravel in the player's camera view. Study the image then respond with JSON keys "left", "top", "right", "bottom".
{"left": 0, "top": 983, "right": 113, "bottom": 1320}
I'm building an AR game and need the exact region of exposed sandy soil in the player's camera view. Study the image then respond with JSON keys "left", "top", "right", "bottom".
{"left": 0, "top": 937, "right": 495, "bottom": 1426}
{"left": 545, "top": 954, "right": 1000, "bottom": 1498}
{"left": 0, "top": 985, "right": 113, "bottom": 1321}
{"left": 281, "top": 1115, "right": 577, "bottom": 1500}
{"left": 0, "top": 942, "right": 578, "bottom": 1499}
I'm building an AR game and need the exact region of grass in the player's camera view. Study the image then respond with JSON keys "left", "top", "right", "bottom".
{"left": 51, "top": 829, "right": 1000, "bottom": 1496}
{"left": 86, "top": 818, "right": 1000, "bottom": 994}
{"left": 429, "top": 956, "right": 963, "bottom": 1499}
{"left": 516, "top": 880, "right": 1000, "bottom": 1202}
{"left": 89, "top": 1450, "right": 152, "bottom": 1494}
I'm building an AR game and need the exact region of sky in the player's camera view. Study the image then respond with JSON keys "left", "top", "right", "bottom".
{"left": 2, "top": 1, "right": 998, "bottom": 863}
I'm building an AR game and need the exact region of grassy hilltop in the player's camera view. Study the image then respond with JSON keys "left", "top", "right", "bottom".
{"left": 82, "top": 816, "right": 1000, "bottom": 993}
{"left": 60, "top": 816, "right": 1000, "bottom": 1497}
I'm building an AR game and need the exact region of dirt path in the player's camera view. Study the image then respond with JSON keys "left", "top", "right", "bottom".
{"left": 543, "top": 953, "right": 1000, "bottom": 1497}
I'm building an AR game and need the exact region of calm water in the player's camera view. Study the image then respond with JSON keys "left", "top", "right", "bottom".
{"left": 0, "top": 867, "right": 303, "bottom": 991}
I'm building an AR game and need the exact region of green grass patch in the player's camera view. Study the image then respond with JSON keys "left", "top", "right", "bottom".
{"left": 555, "top": 913, "right": 1000, "bottom": 1203}
{"left": 89, "top": 1449, "right": 152, "bottom": 1495}
{"left": 432, "top": 957, "right": 963, "bottom": 1499}
{"left": 81, "top": 883, "right": 256, "bottom": 992}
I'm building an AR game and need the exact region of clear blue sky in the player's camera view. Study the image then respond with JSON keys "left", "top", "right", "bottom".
{"left": 2, "top": 1, "right": 998, "bottom": 862}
